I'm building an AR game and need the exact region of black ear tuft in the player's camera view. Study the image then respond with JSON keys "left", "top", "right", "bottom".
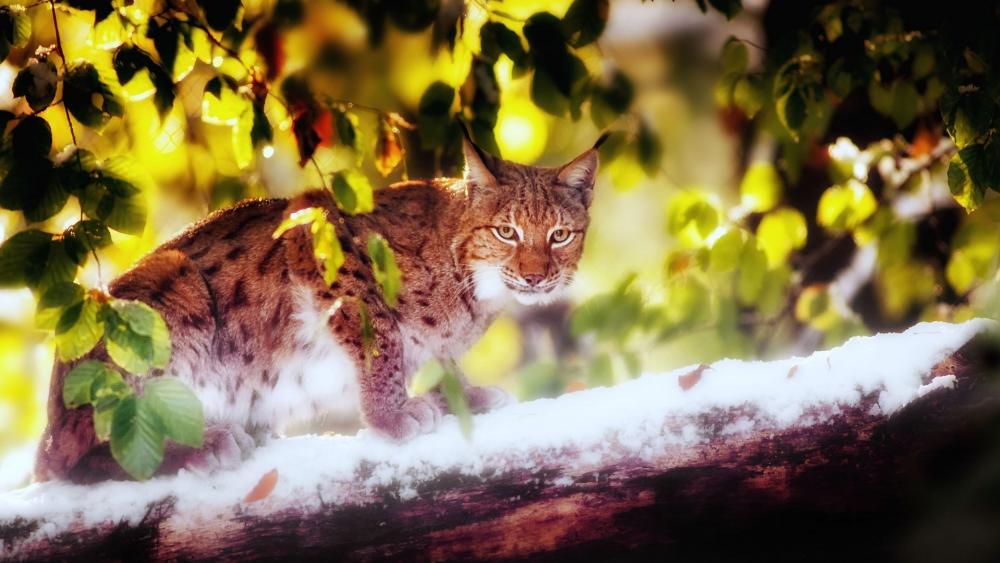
{"left": 592, "top": 132, "right": 610, "bottom": 150}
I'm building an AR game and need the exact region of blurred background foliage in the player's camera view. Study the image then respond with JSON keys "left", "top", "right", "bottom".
{"left": 0, "top": 0, "right": 999, "bottom": 487}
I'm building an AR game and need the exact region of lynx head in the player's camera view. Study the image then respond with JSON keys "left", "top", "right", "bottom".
{"left": 455, "top": 133, "right": 602, "bottom": 306}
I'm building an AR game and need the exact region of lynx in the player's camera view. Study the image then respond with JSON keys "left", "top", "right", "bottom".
{"left": 35, "top": 134, "right": 602, "bottom": 482}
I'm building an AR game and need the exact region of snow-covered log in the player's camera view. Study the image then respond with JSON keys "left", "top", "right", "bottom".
{"left": 1, "top": 320, "right": 997, "bottom": 561}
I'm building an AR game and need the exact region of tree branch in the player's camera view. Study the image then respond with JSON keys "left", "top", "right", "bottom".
{"left": 1, "top": 320, "right": 996, "bottom": 561}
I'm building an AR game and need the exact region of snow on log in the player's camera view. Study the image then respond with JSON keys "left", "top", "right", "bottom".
{"left": 1, "top": 319, "right": 997, "bottom": 561}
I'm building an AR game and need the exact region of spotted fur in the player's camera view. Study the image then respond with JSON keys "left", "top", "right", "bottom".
{"left": 34, "top": 136, "right": 600, "bottom": 482}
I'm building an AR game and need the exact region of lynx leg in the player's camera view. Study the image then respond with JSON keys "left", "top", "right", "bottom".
{"left": 35, "top": 249, "right": 220, "bottom": 482}
{"left": 357, "top": 322, "right": 443, "bottom": 442}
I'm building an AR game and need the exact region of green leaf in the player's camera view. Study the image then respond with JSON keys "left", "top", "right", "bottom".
{"left": 93, "top": 393, "right": 127, "bottom": 440}
{"left": 636, "top": 122, "right": 662, "bottom": 177}
{"left": 64, "top": 0, "right": 115, "bottom": 22}
{"left": 776, "top": 89, "right": 807, "bottom": 137}
{"left": 0, "top": 157, "right": 69, "bottom": 223}
{"left": 0, "top": 8, "right": 30, "bottom": 62}
{"left": 367, "top": 234, "right": 402, "bottom": 307}
{"left": 144, "top": 377, "right": 204, "bottom": 448}
{"left": 524, "top": 13, "right": 572, "bottom": 89}
{"left": 666, "top": 192, "right": 720, "bottom": 246}
{"left": 530, "top": 65, "right": 570, "bottom": 117}
{"left": 63, "top": 360, "right": 114, "bottom": 408}
{"left": 756, "top": 207, "right": 808, "bottom": 266}
{"left": 110, "top": 395, "right": 166, "bottom": 480}
{"left": 79, "top": 166, "right": 147, "bottom": 235}
{"left": 40, "top": 281, "right": 84, "bottom": 309}
{"left": 889, "top": 81, "right": 919, "bottom": 129}
{"left": 947, "top": 145, "right": 987, "bottom": 212}
{"left": 817, "top": 179, "right": 877, "bottom": 232}
{"left": 708, "top": 0, "right": 742, "bottom": 19}
{"left": 12, "top": 58, "right": 58, "bottom": 112}
{"left": 146, "top": 19, "right": 182, "bottom": 77}
{"left": 721, "top": 38, "right": 749, "bottom": 75}
{"left": 417, "top": 81, "right": 455, "bottom": 149}
{"left": 250, "top": 102, "right": 273, "bottom": 148}
{"left": 589, "top": 70, "right": 634, "bottom": 128}
{"left": 664, "top": 276, "right": 711, "bottom": 329}
{"left": 736, "top": 239, "right": 768, "bottom": 304}
{"left": 586, "top": 352, "right": 614, "bottom": 387}
{"left": 0, "top": 230, "right": 53, "bottom": 288}
{"left": 55, "top": 297, "right": 104, "bottom": 361}
{"left": 480, "top": 22, "right": 526, "bottom": 67}
{"left": 63, "top": 63, "right": 125, "bottom": 129}
{"left": 104, "top": 300, "right": 171, "bottom": 375}
{"left": 273, "top": 207, "right": 345, "bottom": 286}
{"left": 740, "top": 161, "right": 781, "bottom": 212}
{"left": 333, "top": 109, "right": 358, "bottom": 150}
{"left": 63, "top": 220, "right": 112, "bottom": 265}
{"left": 440, "top": 365, "right": 472, "bottom": 440}
{"left": 11, "top": 116, "right": 52, "bottom": 160}
{"left": 795, "top": 284, "right": 837, "bottom": 330}
{"left": 708, "top": 228, "right": 744, "bottom": 273}
{"left": 195, "top": 0, "right": 241, "bottom": 31}
{"left": 112, "top": 45, "right": 176, "bottom": 117}
{"left": 946, "top": 249, "right": 977, "bottom": 294}
{"left": 331, "top": 169, "right": 374, "bottom": 215}
{"left": 561, "top": 0, "right": 608, "bottom": 48}
{"left": 387, "top": 0, "right": 439, "bottom": 31}
{"left": 733, "top": 75, "right": 764, "bottom": 118}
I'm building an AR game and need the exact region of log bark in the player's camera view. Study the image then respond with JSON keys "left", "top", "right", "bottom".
{"left": 2, "top": 324, "right": 999, "bottom": 562}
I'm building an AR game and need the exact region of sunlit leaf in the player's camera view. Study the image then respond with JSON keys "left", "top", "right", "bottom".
{"left": 708, "top": 228, "right": 744, "bottom": 273}
{"left": 331, "top": 169, "right": 374, "bottom": 215}
{"left": 367, "top": 234, "right": 402, "bottom": 307}
{"left": 666, "top": 191, "right": 720, "bottom": 246}
{"left": 817, "top": 179, "right": 877, "bottom": 232}
{"left": 740, "top": 161, "right": 781, "bottom": 212}
{"left": 63, "top": 360, "right": 115, "bottom": 408}
{"left": 757, "top": 208, "right": 807, "bottom": 267}
{"left": 947, "top": 145, "right": 987, "bottom": 212}
{"left": 273, "top": 207, "right": 345, "bottom": 286}
{"left": 721, "top": 37, "right": 749, "bottom": 75}
{"left": 440, "top": 364, "right": 472, "bottom": 439}
{"left": 103, "top": 300, "right": 171, "bottom": 375}
{"left": 55, "top": 296, "right": 104, "bottom": 361}
{"left": 63, "top": 63, "right": 125, "bottom": 129}
{"left": 736, "top": 238, "right": 767, "bottom": 304}
{"left": 0, "top": 8, "right": 31, "bottom": 62}
{"left": 144, "top": 377, "right": 204, "bottom": 448}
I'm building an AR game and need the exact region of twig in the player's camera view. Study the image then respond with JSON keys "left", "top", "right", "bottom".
{"left": 49, "top": 0, "right": 104, "bottom": 286}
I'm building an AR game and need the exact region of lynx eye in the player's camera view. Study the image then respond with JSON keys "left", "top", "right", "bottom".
{"left": 550, "top": 228, "right": 574, "bottom": 246}
{"left": 493, "top": 225, "right": 518, "bottom": 242}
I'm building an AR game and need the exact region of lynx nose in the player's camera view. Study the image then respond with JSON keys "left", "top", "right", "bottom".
{"left": 522, "top": 274, "right": 545, "bottom": 287}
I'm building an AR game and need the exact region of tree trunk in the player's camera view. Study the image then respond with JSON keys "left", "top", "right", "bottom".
{"left": 1, "top": 321, "right": 998, "bottom": 562}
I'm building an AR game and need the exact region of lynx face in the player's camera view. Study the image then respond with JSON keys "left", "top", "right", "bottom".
{"left": 457, "top": 140, "right": 599, "bottom": 306}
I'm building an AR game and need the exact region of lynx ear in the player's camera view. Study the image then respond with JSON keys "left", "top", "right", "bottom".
{"left": 461, "top": 127, "right": 498, "bottom": 189}
{"left": 557, "top": 149, "right": 600, "bottom": 195}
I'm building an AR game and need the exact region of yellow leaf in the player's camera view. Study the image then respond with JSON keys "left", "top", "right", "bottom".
{"left": 756, "top": 208, "right": 807, "bottom": 267}
{"left": 740, "top": 162, "right": 782, "bottom": 212}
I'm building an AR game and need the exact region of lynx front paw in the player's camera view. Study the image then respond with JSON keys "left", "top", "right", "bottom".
{"left": 368, "top": 396, "right": 443, "bottom": 442}
{"left": 465, "top": 384, "right": 516, "bottom": 413}
{"left": 183, "top": 423, "right": 256, "bottom": 476}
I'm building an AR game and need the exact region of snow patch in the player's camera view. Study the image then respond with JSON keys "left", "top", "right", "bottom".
{"left": 0, "top": 319, "right": 993, "bottom": 546}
